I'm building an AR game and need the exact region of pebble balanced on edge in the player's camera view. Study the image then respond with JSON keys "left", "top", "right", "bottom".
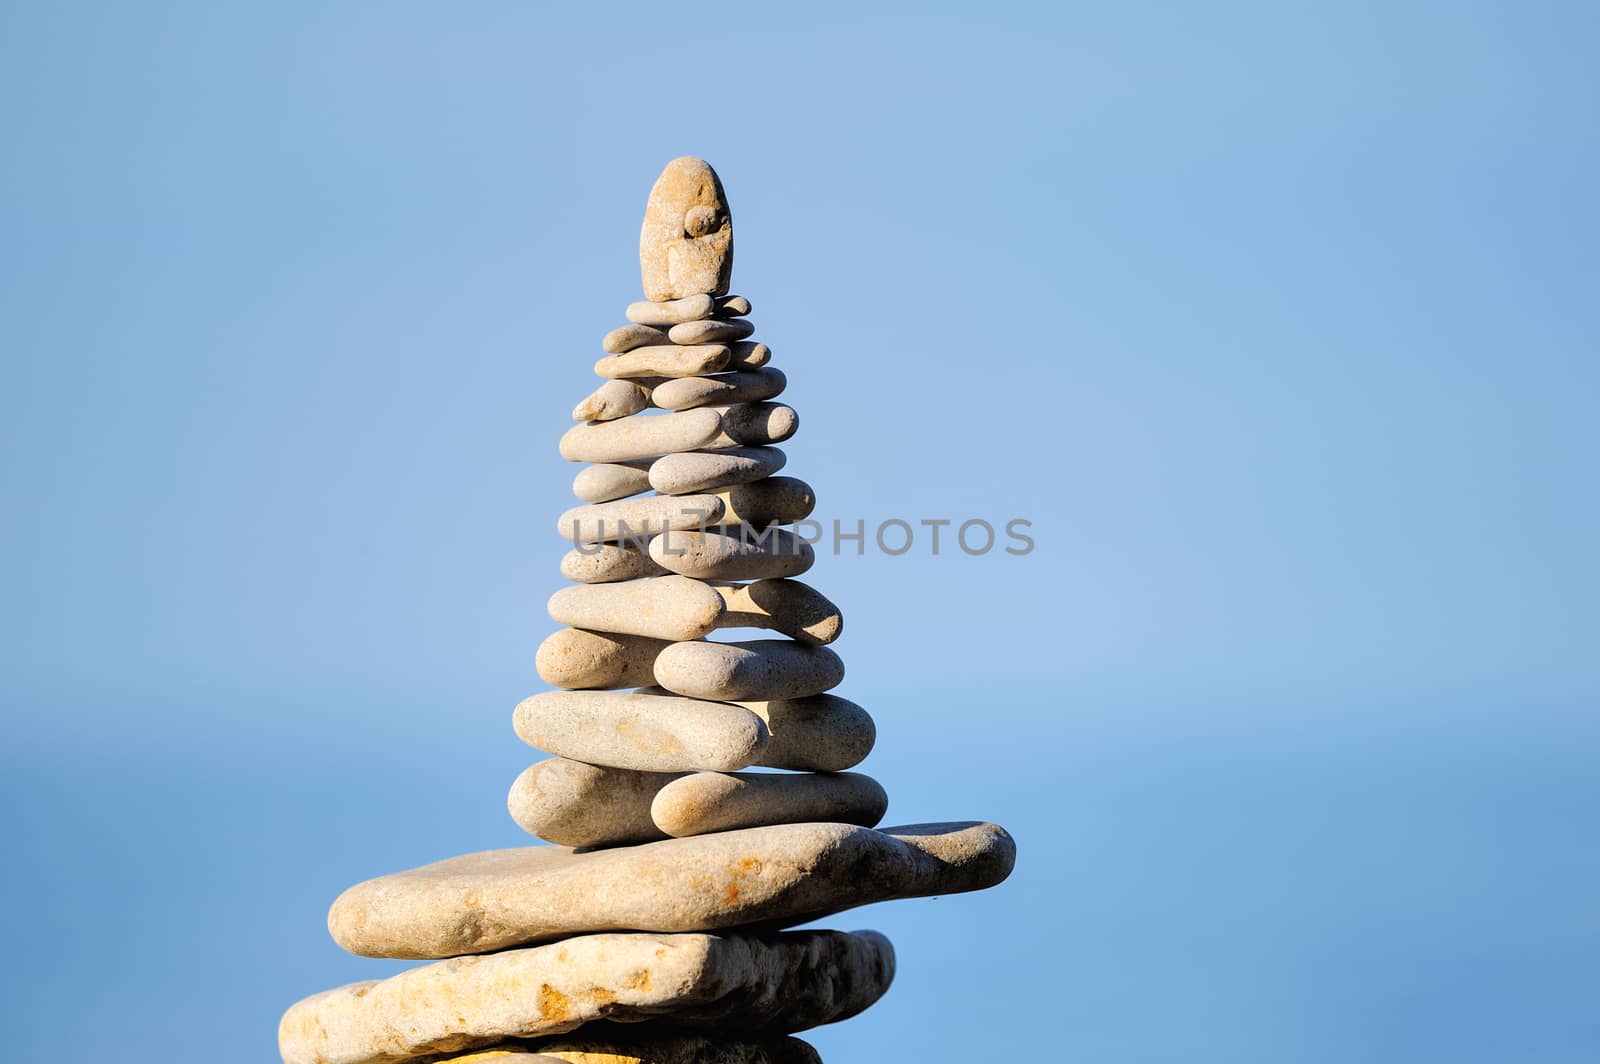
{"left": 277, "top": 157, "right": 1017, "bottom": 1064}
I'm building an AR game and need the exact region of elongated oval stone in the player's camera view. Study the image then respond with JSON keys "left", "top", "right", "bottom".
{"left": 651, "top": 368, "right": 786, "bottom": 412}
{"left": 625, "top": 293, "right": 715, "bottom": 326}
{"left": 536, "top": 628, "right": 670, "bottom": 689}
{"left": 716, "top": 476, "right": 816, "bottom": 526}
{"left": 513, "top": 690, "right": 769, "bottom": 772}
{"left": 727, "top": 341, "right": 771, "bottom": 369}
{"left": 559, "top": 408, "right": 723, "bottom": 463}
{"left": 654, "top": 639, "right": 844, "bottom": 701}
{"left": 559, "top": 542, "right": 668, "bottom": 584}
{"left": 667, "top": 317, "right": 754, "bottom": 345}
{"left": 601, "top": 322, "right": 670, "bottom": 354}
{"left": 649, "top": 446, "right": 786, "bottom": 496}
{"left": 747, "top": 694, "right": 876, "bottom": 771}
{"left": 507, "top": 757, "right": 677, "bottom": 847}
{"left": 717, "top": 294, "right": 751, "bottom": 317}
{"left": 595, "top": 344, "right": 730, "bottom": 380}
{"left": 713, "top": 578, "right": 841, "bottom": 645}
{"left": 548, "top": 575, "right": 724, "bottom": 641}
{"left": 651, "top": 770, "right": 888, "bottom": 837}
{"left": 572, "top": 460, "right": 653, "bottom": 503}
{"left": 649, "top": 527, "right": 814, "bottom": 580}
{"left": 705, "top": 402, "right": 798, "bottom": 448}
{"left": 527, "top": 1033, "right": 820, "bottom": 1064}
{"left": 572, "top": 379, "right": 650, "bottom": 422}
{"left": 639, "top": 157, "right": 732, "bottom": 301}
{"left": 557, "top": 493, "right": 723, "bottom": 542}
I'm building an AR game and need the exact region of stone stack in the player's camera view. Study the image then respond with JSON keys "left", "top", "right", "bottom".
{"left": 278, "top": 158, "right": 1016, "bottom": 1064}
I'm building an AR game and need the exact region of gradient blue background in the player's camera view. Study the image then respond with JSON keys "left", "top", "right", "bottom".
{"left": 3, "top": 2, "right": 1597, "bottom": 1060}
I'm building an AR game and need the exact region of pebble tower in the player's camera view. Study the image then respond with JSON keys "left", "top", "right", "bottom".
{"left": 278, "top": 157, "right": 1017, "bottom": 1064}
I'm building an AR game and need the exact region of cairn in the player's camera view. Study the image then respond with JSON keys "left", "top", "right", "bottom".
{"left": 278, "top": 157, "right": 1016, "bottom": 1064}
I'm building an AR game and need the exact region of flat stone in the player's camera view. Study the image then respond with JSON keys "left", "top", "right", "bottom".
{"left": 596, "top": 345, "right": 730, "bottom": 380}
{"left": 547, "top": 576, "right": 724, "bottom": 641}
{"left": 434, "top": 1052, "right": 567, "bottom": 1063}
{"left": 649, "top": 447, "right": 786, "bottom": 496}
{"left": 652, "top": 770, "right": 888, "bottom": 837}
{"left": 327, "top": 821, "right": 1013, "bottom": 959}
{"left": 572, "top": 380, "right": 651, "bottom": 423}
{"left": 513, "top": 690, "right": 769, "bottom": 774}
{"left": 716, "top": 295, "right": 752, "bottom": 318}
{"left": 508, "top": 758, "right": 677, "bottom": 847}
{"left": 558, "top": 494, "right": 723, "bottom": 543}
{"left": 281, "top": 929, "right": 890, "bottom": 1064}
{"left": 532, "top": 1031, "right": 818, "bottom": 1064}
{"left": 625, "top": 294, "right": 715, "bottom": 326}
{"left": 639, "top": 157, "right": 733, "bottom": 301}
{"left": 651, "top": 369, "right": 786, "bottom": 412}
{"left": 712, "top": 579, "right": 841, "bottom": 645}
{"left": 571, "top": 461, "right": 653, "bottom": 503}
{"left": 536, "top": 629, "right": 670, "bottom": 689}
{"left": 601, "top": 323, "right": 670, "bottom": 354}
{"left": 747, "top": 694, "right": 876, "bottom": 771}
{"left": 649, "top": 527, "right": 814, "bottom": 580}
{"left": 667, "top": 318, "right": 755, "bottom": 345}
{"left": 653, "top": 639, "right": 844, "bottom": 701}
{"left": 715, "top": 477, "right": 816, "bottom": 527}
{"left": 560, "top": 409, "right": 723, "bottom": 464}
{"left": 705, "top": 403, "right": 798, "bottom": 448}
{"left": 559, "top": 543, "right": 668, "bottom": 584}
{"left": 726, "top": 342, "right": 770, "bottom": 369}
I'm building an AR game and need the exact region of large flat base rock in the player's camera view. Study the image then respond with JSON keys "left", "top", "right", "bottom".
{"left": 278, "top": 929, "right": 887, "bottom": 1064}
{"left": 330, "top": 820, "right": 1014, "bottom": 959}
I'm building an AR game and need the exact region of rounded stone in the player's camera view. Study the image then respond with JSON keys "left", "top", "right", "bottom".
{"left": 651, "top": 770, "right": 888, "bottom": 837}
{"left": 747, "top": 694, "right": 876, "bottom": 771}
{"left": 625, "top": 293, "right": 715, "bottom": 326}
{"left": 653, "top": 639, "right": 845, "bottom": 701}
{"left": 705, "top": 402, "right": 799, "bottom": 448}
{"left": 717, "top": 294, "right": 752, "bottom": 318}
{"left": 559, "top": 543, "right": 668, "bottom": 584}
{"left": 547, "top": 576, "right": 725, "bottom": 641}
{"left": 571, "top": 460, "right": 653, "bottom": 503}
{"left": 572, "top": 379, "right": 651, "bottom": 422}
{"left": 648, "top": 527, "right": 814, "bottom": 580}
{"left": 559, "top": 409, "right": 723, "bottom": 463}
{"left": 535, "top": 628, "right": 671, "bottom": 689}
{"left": 557, "top": 494, "right": 723, "bottom": 543}
{"left": 651, "top": 368, "right": 786, "bottom": 412}
{"left": 639, "top": 157, "right": 732, "bottom": 301}
{"left": 601, "top": 323, "right": 671, "bottom": 354}
{"left": 667, "top": 317, "right": 755, "bottom": 345}
{"left": 513, "top": 690, "right": 769, "bottom": 772}
{"left": 716, "top": 476, "right": 816, "bottom": 526}
{"left": 649, "top": 447, "right": 786, "bottom": 496}
{"left": 727, "top": 342, "right": 771, "bottom": 369}
{"left": 507, "top": 758, "right": 677, "bottom": 847}
{"left": 595, "top": 344, "right": 730, "bottom": 380}
{"left": 713, "top": 578, "right": 841, "bottom": 645}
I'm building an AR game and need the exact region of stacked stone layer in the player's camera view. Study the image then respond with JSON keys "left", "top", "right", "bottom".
{"left": 278, "top": 158, "right": 1014, "bottom": 1064}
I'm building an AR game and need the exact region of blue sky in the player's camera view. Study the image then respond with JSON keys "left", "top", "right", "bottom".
{"left": 2, "top": 2, "right": 1597, "bottom": 1061}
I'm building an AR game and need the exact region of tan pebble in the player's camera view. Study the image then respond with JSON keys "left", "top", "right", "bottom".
{"left": 559, "top": 408, "right": 723, "bottom": 463}
{"left": 667, "top": 318, "right": 755, "bottom": 345}
{"left": 705, "top": 402, "right": 799, "bottom": 448}
{"left": 512, "top": 690, "right": 769, "bottom": 772}
{"left": 747, "top": 694, "right": 876, "bottom": 771}
{"left": 601, "top": 323, "right": 670, "bottom": 354}
{"left": 625, "top": 293, "right": 715, "bottom": 326}
{"left": 649, "top": 446, "right": 786, "bottom": 495}
{"left": 649, "top": 527, "right": 814, "bottom": 580}
{"left": 557, "top": 493, "right": 723, "bottom": 542}
{"left": 651, "top": 770, "right": 888, "bottom": 837}
{"left": 595, "top": 344, "right": 730, "bottom": 380}
{"left": 653, "top": 638, "right": 844, "bottom": 701}
{"left": 638, "top": 158, "right": 732, "bottom": 301}
{"left": 716, "top": 476, "right": 816, "bottom": 526}
{"left": 547, "top": 575, "right": 724, "bottom": 641}
{"left": 651, "top": 368, "right": 786, "bottom": 411}
{"left": 571, "top": 379, "right": 651, "bottom": 422}
{"left": 507, "top": 757, "right": 678, "bottom": 847}
{"left": 571, "top": 460, "right": 652, "bottom": 503}
{"left": 727, "top": 341, "right": 771, "bottom": 369}
{"left": 712, "top": 578, "right": 841, "bottom": 645}
{"left": 717, "top": 294, "right": 752, "bottom": 318}
{"left": 558, "top": 543, "right": 669, "bottom": 583}
{"left": 535, "top": 628, "right": 671, "bottom": 689}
